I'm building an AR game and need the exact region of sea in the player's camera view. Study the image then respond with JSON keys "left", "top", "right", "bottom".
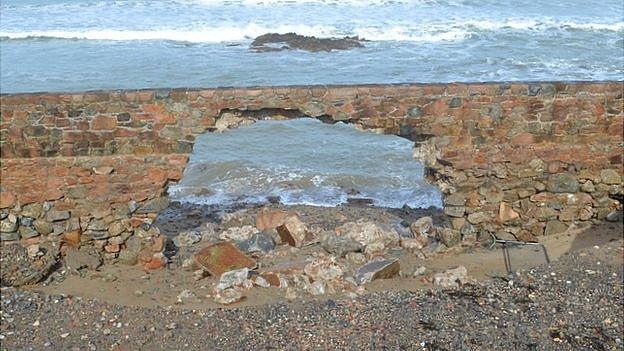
{"left": 1, "top": 0, "right": 622, "bottom": 208}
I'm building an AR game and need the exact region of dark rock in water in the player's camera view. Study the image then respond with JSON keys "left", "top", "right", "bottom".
{"left": 250, "top": 33, "right": 364, "bottom": 52}
{"left": 0, "top": 244, "right": 58, "bottom": 287}
{"left": 266, "top": 196, "right": 281, "bottom": 205}
{"left": 237, "top": 232, "right": 276, "bottom": 253}
{"left": 346, "top": 198, "right": 374, "bottom": 206}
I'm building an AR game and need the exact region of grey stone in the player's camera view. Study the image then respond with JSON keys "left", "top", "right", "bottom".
{"left": 18, "top": 226, "right": 39, "bottom": 239}
{"left": 546, "top": 174, "right": 579, "bottom": 193}
{"left": 407, "top": 106, "right": 422, "bottom": 118}
{"left": 88, "top": 219, "right": 108, "bottom": 231}
{"left": 64, "top": 248, "right": 102, "bottom": 271}
{"left": 0, "top": 215, "right": 18, "bottom": 233}
{"left": 528, "top": 84, "right": 542, "bottom": 96}
{"left": 84, "top": 230, "right": 109, "bottom": 240}
{"left": 19, "top": 217, "right": 34, "bottom": 227}
{"left": 21, "top": 204, "right": 43, "bottom": 219}
{"left": 46, "top": 210, "right": 70, "bottom": 222}
{"left": 600, "top": 169, "right": 621, "bottom": 185}
{"left": 445, "top": 193, "right": 466, "bottom": 206}
{"left": 319, "top": 232, "right": 362, "bottom": 257}
{"left": 444, "top": 206, "right": 465, "bottom": 218}
{"left": 237, "top": 232, "right": 276, "bottom": 254}
{"left": 0, "top": 232, "right": 20, "bottom": 242}
{"left": 136, "top": 197, "right": 170, "bottom": 214}
{"left": 355, "top": 259, "right": 400, "bottom": 285}
{"left": 606, "top": 210, "right": 623, "bottom": 223}
{"left": 448, "top": 97, "right": 462, "bottom": 108}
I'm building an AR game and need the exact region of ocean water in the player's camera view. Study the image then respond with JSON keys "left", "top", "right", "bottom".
{"left": 169, "top": 118, "right": 443, "bottom": 208}
{"left": 1, "top": 0, "right": 623, "bottom": 93}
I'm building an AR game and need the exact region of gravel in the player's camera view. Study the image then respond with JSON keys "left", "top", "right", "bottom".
{"left": 1, "top": 237, "right": 622, "bottom": 350}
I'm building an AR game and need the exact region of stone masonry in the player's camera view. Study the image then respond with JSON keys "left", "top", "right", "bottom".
{"left": 0, "top": 82, "right": 622, "bottom": 267}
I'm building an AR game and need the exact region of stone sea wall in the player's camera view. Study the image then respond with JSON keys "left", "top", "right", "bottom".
{"left": 1, "top": 82, "right": 622, "bottom": 268}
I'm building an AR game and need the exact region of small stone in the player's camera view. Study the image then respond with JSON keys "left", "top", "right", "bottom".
{"left": 217, "top": 268, "right": 250, "bottom": 290}
{"left": 254, "top": 276, "right": 271, "bottom": 288}
{"left": 400, "top": 237, "right": 424, "bottom": 251}
{"left": 136, "top": 197, "right": 170, "bottom": 214}
{"left": 27, "top": 245, "right": 41, "bottom": 258}
{"left": 118, "top": 250, "right": 138, "bottom": 265}
{"left": 21, "top": 204, "right": 43, "bottom": 219}
{"left": 18, "top": 226, "right": 39, "bottom": 239}
{"left": 193, "top": 269, "right": 207, "bottom": 281}
{"left": 214, "top": 288, "right": 244, "bottom": 305}
{"left": 176, "top": 290, "right": 196, "bottom": 303}
{"left": 581, "top": 180, "right": 596, "bottom": 193}
{"left": 309, "top": 280, "right": 327, "bottom": 296}
{"left": 194, "top": 242, "right": 256, "bottom": 276}
{"left": 237, "top": 232, "right": 276, "bottom": 253}
{"left": 173, "top": 230, "right": 201, "bottom": 248}
{"left": 546, "top": 174, "right": 579, "bottom": 193}
{"left": 444, "top": 206, "right": 465, "bottom": 218}
{"left": 438, "top": 228, "right": 461, "bottom": 247}
{"left": 46, "top": 211, "right": 70, "bottom": 222}
{"left": 62, "top": 230, "right": 82, "bottom": 248}
{"left": 413, "top": 266, "right": 427, "bottom": 276}
{"left": 600, "top": 169, "right": 621, "bottom": 185}
{"left": 219, "top": 225, "right": 258, "bottom": 243}
{"left": 0, "top": 214, "right": 18, "bottom": 233}
{"left": 346, "top": 252, "right": 367, "bottom": 265}
{"left": 544, "top": 220, "right": 569, "bottom": 236}
{"left": 355, "top": 259, "right": 400, "bottom": 285}
{"left": 0, "top": 232, "right": 20, "bottom": 242}
{"left": 92, "top": 166, "right": 114, "bottom": 175}
{"left": 276, "top": 215, "right": 308, "bottom": 247}
{"left": 410, "top": 216, "right": 436, "bottom": 238}
{"left": 433, "top": 266, "right": 468, "bottom": 288}
{"left": 104, "top": 244, "right": 120, "bottom": 253}
{"left": 498, "top": 202, "right": 520, "bottom": 223}
{"left": 107, "top": 221, "right": 125, "bottom": 237}
{"left": 606, "top": 210, "right": 623, "bottom": 223}
{"left": 467, "top": 212, "right": 491, "bottom": 224}
{"left": 33, "top": 220, "right": 53, "bottom": 235}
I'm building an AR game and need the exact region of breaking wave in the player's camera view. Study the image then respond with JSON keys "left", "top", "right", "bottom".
{"left": 1, "top": 19, "right": 621, "bottom": 43}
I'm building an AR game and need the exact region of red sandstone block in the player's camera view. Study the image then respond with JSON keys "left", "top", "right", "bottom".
{"left": 511, "top": 132, "right": 534, "bottom": 145}
{"left": 91, "top": 115, "right": 117, "bottom": 130}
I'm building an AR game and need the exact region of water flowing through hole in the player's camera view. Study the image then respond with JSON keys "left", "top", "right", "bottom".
{"left": 169, "top": 117, "right": 443, "bottom": 209}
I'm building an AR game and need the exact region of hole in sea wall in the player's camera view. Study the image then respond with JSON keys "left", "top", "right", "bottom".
{"left": 169, "top": 118, "right": 443, "bottom": 209}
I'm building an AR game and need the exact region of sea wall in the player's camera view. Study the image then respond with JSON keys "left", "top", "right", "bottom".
{"left": 1, "top": 82, "right": 622, "bottom": 267}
